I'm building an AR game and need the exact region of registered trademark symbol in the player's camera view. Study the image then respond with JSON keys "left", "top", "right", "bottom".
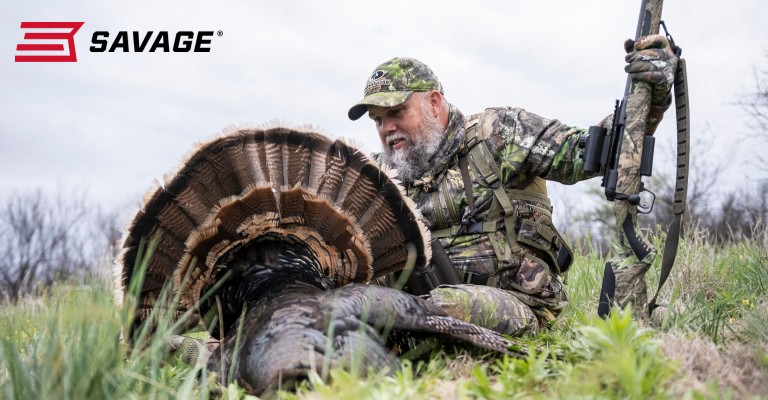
{"left": 217, "top": 30, "right": 223, "bottom": 37}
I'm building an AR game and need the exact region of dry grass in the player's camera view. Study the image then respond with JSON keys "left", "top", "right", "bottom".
{"left": 660, "top": 332, "right": 768, "bottom": 399}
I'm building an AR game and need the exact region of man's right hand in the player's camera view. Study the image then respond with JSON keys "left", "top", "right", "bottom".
{"left": 624, "top": 34, "right": 679, "bottom": 105}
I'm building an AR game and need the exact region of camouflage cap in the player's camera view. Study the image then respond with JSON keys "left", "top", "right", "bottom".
{"left": 348, "top": 57, "right": 444, "bottom": 121}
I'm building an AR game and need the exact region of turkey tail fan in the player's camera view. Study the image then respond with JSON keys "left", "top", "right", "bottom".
{"left": 114, "top": 124, "right": 431, "bottom": 333}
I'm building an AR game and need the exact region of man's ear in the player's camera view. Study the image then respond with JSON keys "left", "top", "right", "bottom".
{"left": 426, "top": 90, "right": 443, "bottom": 116}
{"left": 426, "top": 90, "right": 449, "bottom": 127}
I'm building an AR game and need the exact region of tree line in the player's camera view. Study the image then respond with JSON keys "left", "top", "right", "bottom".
{"left": 0, "top": 189, "right": 121, "bottom": 302}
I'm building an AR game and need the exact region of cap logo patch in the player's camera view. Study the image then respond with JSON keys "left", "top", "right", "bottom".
{"left": 365, "top": 70, "right": 392, "bottom": 95}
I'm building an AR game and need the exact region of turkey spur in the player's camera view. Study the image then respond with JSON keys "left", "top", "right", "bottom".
{"left": 114, "top": 125, "right": 517, "bottom": 394}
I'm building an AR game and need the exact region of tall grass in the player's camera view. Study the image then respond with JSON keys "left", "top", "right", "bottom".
{"left": 656, "top": 229, "right": 768, "bottom": 344}
{"left": 0, "top": 231, "right": 765, "bottom": 399}
{"left": 0, "top": 282, "right": 221, "bottom": 400}
{"left": 0, "top": 239, "right": 223, "bottom": 400}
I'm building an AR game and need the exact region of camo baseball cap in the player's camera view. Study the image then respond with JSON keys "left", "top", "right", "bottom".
{"left": 348, "top": 57, "right": 443, "bottom": 121}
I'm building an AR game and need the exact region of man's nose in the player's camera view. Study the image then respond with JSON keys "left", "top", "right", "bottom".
{"left": 379, "top": 117, "right": 397, "bottom": 136}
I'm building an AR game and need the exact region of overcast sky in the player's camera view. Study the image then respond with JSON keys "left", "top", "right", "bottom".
{"left": 2, "top": 1, "right": 767, "bottom": 222}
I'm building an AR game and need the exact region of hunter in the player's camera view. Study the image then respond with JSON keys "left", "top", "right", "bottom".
{"left": 348, "top": 35, "right": 678, "bottom": 335}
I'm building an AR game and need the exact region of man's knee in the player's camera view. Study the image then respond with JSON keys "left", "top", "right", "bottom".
{"left": 423, "top": 284, "right": 541, "bottom": 336}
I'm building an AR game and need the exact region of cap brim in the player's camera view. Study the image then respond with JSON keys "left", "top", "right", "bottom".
{"left": 347, "top": 91, "right": 413, "bottom": 121}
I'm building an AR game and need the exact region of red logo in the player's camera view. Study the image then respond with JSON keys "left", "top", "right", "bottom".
{"left": 15, "top": 22, "right": 84, "bottom": 62}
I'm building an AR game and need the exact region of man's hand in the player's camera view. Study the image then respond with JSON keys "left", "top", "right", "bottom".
{"left": 624, "top": 34, "right": 679, "bottom": 105}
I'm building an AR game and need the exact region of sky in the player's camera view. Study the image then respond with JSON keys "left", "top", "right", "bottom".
{"left": 1, "top": 1, "right": 767, "bottom": 223}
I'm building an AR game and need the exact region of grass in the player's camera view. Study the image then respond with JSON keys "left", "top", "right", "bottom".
{"left": 0, "top": 231, "right": 766, "bottom": 399}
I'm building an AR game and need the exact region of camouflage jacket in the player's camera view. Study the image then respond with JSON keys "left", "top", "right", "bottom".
{"left": 378, "top": 104, "right": 606, "bottom": 320}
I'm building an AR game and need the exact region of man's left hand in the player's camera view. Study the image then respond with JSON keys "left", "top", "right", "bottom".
{"left": 624, "top": 34, "right": 679, "bottom": 105}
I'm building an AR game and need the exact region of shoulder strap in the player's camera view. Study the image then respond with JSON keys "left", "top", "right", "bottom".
{"left": 457, "top": 122, "right": 524, "bottom": 257}
{"left": 648, "top": 57, "right": 690, "bottom": 316}
{"left": 458, "top": 156, "right": 475, "bottom": 214}
{"left": 463, "top": 120, "right": 547, "bottom": 196}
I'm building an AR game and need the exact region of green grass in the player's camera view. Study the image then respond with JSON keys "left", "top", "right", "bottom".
{"left": 0, "top": 283, "right": 215, "bottom": 400}
{"left": 1, "top": 231, "right": 766, "bottom": 399}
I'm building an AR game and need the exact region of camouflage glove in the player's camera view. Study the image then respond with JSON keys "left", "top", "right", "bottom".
{"left": 624, "top": 34, "right": 678, "bottom": 106}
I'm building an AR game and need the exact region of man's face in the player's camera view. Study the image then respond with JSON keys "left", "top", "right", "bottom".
{"left": 367, "top": 93, "right": 444, "bottom": 182}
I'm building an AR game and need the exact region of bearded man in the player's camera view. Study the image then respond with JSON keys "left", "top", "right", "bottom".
{"left": 347, "top": 35, "right": 678, "bottom": 336}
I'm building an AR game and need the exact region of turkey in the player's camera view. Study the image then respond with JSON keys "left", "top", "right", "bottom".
{"left": 114, "top": 124, "right": 516, "bottom": 395}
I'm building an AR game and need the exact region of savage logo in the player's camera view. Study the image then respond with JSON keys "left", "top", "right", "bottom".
{"left": 15, "top": 21, "right": 220, "bottom": 62}
{"left": 15, "top": 22, "right": 84, "bottom": 62}
{"left": 90, "top": 31, "right": 215, "bottom": 52}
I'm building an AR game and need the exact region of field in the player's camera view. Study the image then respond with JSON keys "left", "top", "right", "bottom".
{"left": 1, "top": 230, "right": 766, "bottom": 400}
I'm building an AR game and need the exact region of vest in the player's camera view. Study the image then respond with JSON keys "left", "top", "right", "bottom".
{"left": 377, "top": 112, "right": 573, "bottom": 312}
{"left": 427, "top": 117, "right": 573, "bottom": 290}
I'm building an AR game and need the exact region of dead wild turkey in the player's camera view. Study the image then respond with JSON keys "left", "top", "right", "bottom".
{"left": 114, "top": 124, "right": 515, "bottom": 394}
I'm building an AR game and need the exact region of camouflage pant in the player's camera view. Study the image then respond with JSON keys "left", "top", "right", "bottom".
{"left": 423, "top": 284, "right": 540, "bottom": 336}
{"left": 610, "top": 199, "right": 658, "bottom": 317}
{"left": 610, "top": 261, "right": 652, "bottom": 317}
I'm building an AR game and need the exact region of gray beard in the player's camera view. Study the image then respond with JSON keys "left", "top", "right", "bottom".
{"left": 382, "top": 110, "right": 444, "bottom": 183}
